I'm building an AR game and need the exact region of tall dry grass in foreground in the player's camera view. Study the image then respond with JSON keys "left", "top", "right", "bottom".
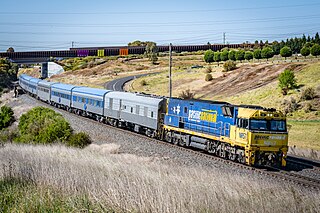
{"left": 0, "top": 144, "right": 319, "bottom": 213}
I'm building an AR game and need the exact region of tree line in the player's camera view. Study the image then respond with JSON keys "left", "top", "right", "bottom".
{"left": 204, "top": 33, "right": 320, "bottom": 63}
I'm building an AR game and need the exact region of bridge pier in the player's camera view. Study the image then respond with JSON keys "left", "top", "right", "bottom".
{"left": 41, "top": 62, "right": 48, "bottom": 79}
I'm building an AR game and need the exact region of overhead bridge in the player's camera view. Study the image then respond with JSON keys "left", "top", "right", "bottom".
{"left": 0, "top": 44, "right": 247, "bottom": 61}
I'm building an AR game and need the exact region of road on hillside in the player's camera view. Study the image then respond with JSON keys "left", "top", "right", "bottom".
{"left": 104, "top": 72, "right": 160, "bottom": 91}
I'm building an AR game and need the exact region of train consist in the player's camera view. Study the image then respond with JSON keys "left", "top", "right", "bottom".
{"left": 1, "top": 44, "right": 245, "bottom": 59}
{"left": 19, "top": 74, "right": 288, "bottom": 167}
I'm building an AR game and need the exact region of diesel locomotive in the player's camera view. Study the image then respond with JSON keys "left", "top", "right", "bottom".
{"left": 19, "top": 74, "right": 288, "bottom": 167}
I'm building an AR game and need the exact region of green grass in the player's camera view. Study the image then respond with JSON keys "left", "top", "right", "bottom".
{"left": 287, "top": 120, "right": 320, "bottom": 150}
{"left": 0, "top": 178, "right": 111, "bottom": 213}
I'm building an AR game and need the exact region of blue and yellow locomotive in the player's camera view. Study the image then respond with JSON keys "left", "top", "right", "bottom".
{"left": 162, "top": 98, "right": 288, "bottom": 167}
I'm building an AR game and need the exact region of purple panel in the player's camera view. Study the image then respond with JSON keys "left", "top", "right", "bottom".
{"left": 77, "top": 50, "right": 89, "bottom": 57}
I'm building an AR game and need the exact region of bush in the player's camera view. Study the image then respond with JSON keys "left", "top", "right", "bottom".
{"left": 253, "top": 49, "right": 262, "bottom": 60}
{"left": 0, "top": 105, "right": 14, "bottom": 130}
{"left": 281, "top": 97, "right": 299, "bottom": 115}
{"left": 244, "top": 51, "right": 253, "bottom": 61}
{"left": 16, "top": 107, "right": 72, "bottom": 144}
{"left": 228, "top": 50, "right": 236, "bottom": 61}
{"left": 140, "top": 79, "right": 147, "bottom": 86}
{"left": 179, "top": 89, "right": 195, "bottom": 100}
{"left": 310, "top": 44, "right": 320, "bottom": 57}
{"left": 220, "top": 50, "right": 229, "bottom": 61}
{"left": 278, "top": 69, "right": 297, "bottom": 94}
{"left": 223, "top": 60, "right": 237, "bottom": 72}
{"left": 67, "top": 132, "right": 92, "bottom": 148}
{"left": 204, "top": 50, "right": 214, "bottom": 63}
{"left": 213, "top": 52, "right": 221, "bottom": 63}
{"left": 300, "top": 87, "right": 316, "bottom": 101}
{"left": 300, "top": 47, "right": 310, "bottom": 58}
{"left": 205, "top": 74, "right": 213, "bottom": 81}
{"left": 280, "top": 46, "right": 292, "bottom": 59}
{"left": 204, "top": 66, "right": 212, "bottom": 73}
{"left": 235, "top": 50, "right": 245, "bottom": 61}
{"left": 261, "top": 47, "right": 274, "bottom": 60}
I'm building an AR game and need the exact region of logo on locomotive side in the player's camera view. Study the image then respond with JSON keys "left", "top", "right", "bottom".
{"left": 188, "top": 109, "right": 217, "bottom": 122}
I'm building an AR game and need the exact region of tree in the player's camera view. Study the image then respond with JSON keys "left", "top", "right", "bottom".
{"left": 253, "top": 49, "right": 261, "bottom": 61}
{"left": 6, "top": 47, "right": 14, "bottom": 53}
{"left": 280, "top": 46, "right": 292, "bottom": 60}
{"left": 244, "top": 51, "right": 253, "bottom": 61}
{"left": 310, "top": 44, "right": 320, "bottom": 57}
{"left": 220, "top": 50, "right": 229, "bottom": 61}
{"left": 315, "top": 32, "right": 320, "bottom": 45}
{"left": 0, "top": 106, "right": 14, "bottom": 130}
{"left": 228, "top": 50, "right": 236, "bottom": 61}
{"left": 278, "top": 69, "right": 297, "bottom": 95}
{"left": 300, "top": 47, "right": 310, "bottom": 58}
{"left": 204, "top": 50, "right": 214, "bottom": 63}
{"left": 272, "top": 41, "right": 281, "bottom": 55}
{"left": 261, "top": 47, "right": 274, "bottom": 60}
{"left": 145, "top": 42, "right": 158, "bottom": 64}
{"left": 235, "top": 50, "right": 245, "bottom": 62}
{"left": 17, "top": 107, "right": 72, "bottom": 144}
{"left": 214, "top": 52, "right": 221, "bottom": 64}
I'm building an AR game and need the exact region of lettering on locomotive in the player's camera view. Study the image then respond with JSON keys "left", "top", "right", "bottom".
{"left": 188, "top": 109, "right": 217, "bottom": 122}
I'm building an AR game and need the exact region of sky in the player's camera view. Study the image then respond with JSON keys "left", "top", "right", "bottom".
{"left": 0, "top": 0, "right": 319, "bottom": 52}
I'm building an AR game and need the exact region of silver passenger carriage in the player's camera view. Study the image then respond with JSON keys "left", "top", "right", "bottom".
{"left": 72, "top": 87, "right": 110, "bottom": 119}
{"left": 28, "top": 77, "right": 41, "bottom": 96}
{"left": 18, "top": 74, "right": 32, "bottom": 91}
{"left": 104, "top": 92, "right": 166, "bottom": 136}
{"left": 37, "top": 80, "right": 58, "bottom": 103}
{"left": 50, "top": 83, "right": 78, "bottom": 110}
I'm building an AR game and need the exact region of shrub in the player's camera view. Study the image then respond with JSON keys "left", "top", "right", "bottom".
{"left": 213, "top": 52, "right": 221, "bottom": 63}
{"left": 205, "top": 74, "right": 213, "bottom": 81}
{"left": 278, "top": 69, "right": 297, "bottom": 94}
{"left": 300, "top": 47, "right": 310, "bottom": 58}
{"left": 220, "top": 50, "right": 229, "bottom": 61}
{"left": 310, "top": 44, "right": 320, "bottom": 57}
{"left": 16, "top": 107, "right": 72, "bottom": 144}
{"left": 281, "top": 97, "right": 299, "bottom": 115}
{"left": 228, "top": 50, "right": 236, "bottom": 61}
{"left": 253, "top": 49, "right": 262, "bottom": 60}
{"left": 67, "top": 132, "right": 92, "bottom": 148}
{"left": 223, "top": 60, "right": 237, "bottom": 72}
{"left": 204, "top": 50, "right": 214, "bottom": 63}
{"left": 179, "top": 89, "right": 195, "bottom": 100}
{"left": 204, "top": 66, "right": 212, "bottom": 73}
{"left": 300, "top": 87, "right": 316, "bottom": 101}
{"left": 280, "top": 46, "right": 292, "bottom": 59}
{"left": 244, "top": 51, "right": 253, "bottom": 61}
{"left": 261, "top": 47, "right": 274, "bottom": 60}
{"left": 0, "top": 106, "right": 14, "bottom": 130}
{"left": 140, "top": 79, "right": 147, "bottom": 86}
{"left": 235, "top": 50, "right": 245, "bottom": 61}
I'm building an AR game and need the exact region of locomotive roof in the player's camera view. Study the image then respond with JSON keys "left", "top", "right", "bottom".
{"left": 169, "top": 97, "right": 230, "bottom": 105}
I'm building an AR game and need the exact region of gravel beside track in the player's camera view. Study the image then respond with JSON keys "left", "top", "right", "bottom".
{"left": 9, "top": 94, "right": 320, "bottom": 190}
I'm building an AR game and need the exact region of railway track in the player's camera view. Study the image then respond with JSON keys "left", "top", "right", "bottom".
{"left": 24, "top": 95, "right": 320, "bottom": 190}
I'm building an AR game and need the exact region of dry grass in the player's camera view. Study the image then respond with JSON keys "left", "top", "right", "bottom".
{"left": 1, "top": 143, "right": 319, "bottom": 213}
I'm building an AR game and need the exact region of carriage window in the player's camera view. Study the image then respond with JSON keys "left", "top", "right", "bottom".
{"left": 184, "top": 107, "right": 188, "bottom": 113}
{"left": 131, "top": 107, "right": 133, "bottom": 113}
{"left": 151, "top": 111, "right": 154, "bottom": 118}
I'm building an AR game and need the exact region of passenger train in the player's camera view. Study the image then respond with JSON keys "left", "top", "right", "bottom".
{"left": 19, "top": 74, "right": 288, "bottom": 167}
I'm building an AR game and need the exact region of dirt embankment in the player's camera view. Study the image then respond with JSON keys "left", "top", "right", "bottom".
{"left": 197, "top": 63, "right": 305, "bottom": 99}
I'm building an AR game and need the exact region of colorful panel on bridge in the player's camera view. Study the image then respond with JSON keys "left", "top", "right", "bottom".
{"left": 77, "top": 50, "right": 89, "bottom": 57}
{"left": 119, "top": 48, "right": 129, "bottom": 56}
{"left": 97, "top": 49, "right": 105, "bottom": 57}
